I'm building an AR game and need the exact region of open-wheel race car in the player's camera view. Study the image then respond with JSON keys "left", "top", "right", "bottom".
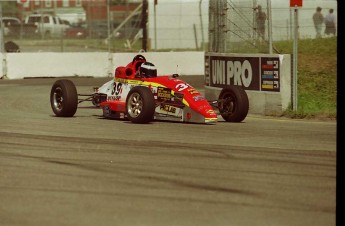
{"left": 50, "top": 54, "right": 249, "bottom": 124}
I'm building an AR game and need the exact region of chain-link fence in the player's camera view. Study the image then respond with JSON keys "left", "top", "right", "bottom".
{"left": 1, "top": 0, "right": 337, "bottom": 53}
{"left": 209, "top": 0, "right": 337, "bottom": 54}
{"left": 1, "top": 0, "right": 144, "bottom": 53}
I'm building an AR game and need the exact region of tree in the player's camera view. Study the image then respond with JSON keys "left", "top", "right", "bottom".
{"left": 1, "top": 1, "right": 17, "bottom": 17}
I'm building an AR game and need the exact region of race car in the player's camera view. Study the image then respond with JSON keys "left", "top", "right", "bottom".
{"left": 50, "top": 54, "right": 249, "bottom": 124}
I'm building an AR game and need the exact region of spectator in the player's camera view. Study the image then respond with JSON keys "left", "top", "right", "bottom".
{"left": 255, "top": 5, "right": 267, "bottom": 41}
{"left": 324, "top": 8, "right": 336, "bottom": 36}
{"left": 312, "top": 6, "right": 324, "bottom": 38}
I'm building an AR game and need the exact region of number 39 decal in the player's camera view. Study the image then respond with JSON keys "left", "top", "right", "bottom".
{"left": 176, "top": 83, "right": 188, "bottom": 92}
{"left": 111, "top": 82, "right": 123, "bottom": 95}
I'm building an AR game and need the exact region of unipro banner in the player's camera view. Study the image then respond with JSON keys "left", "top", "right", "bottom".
{"left": 205, "top": 54, "right": 281, "bottom": 92}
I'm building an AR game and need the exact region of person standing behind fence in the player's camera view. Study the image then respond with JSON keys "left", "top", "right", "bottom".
{"left": 324, "top": 8, "right": 336, "bottom": 36}
{"left": 312, "top": 7, "right": 324, "bottom": 38}
{"left": 256, "top": 5, "right": 267, "bottom": 42}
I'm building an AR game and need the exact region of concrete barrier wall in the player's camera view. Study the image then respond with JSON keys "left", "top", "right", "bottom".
{"left": 0, "top": 51, "right": 292, "bottom": 115}
{"left": 204, "top": 53, "right": 292, "bottom": 115}
{"left": 0, "top": 52, "right": 205, "bottom": 79}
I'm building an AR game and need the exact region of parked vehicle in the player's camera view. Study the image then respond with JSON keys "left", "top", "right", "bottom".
{"left": 2, "top": 16, "right": 37, "bottom": 38}
{"left": 24, "top": 14, "right": 69, "bottom": 37}
{"left": 0, "top": 22, "right": 10, "bottom": 36}
{"left": 1, "top": 17, "right": 21, "bottom": 36}
{"left": 50, "top": 54, "right": 249, "bottom": 124}
{"left": 64, "top": 22, "right": 88, "bottom": 38}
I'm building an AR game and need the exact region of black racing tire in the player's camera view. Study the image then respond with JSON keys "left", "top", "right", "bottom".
{"left": 126, "top": 86, "right": 155, "bottom": 124}
{"left": 218, "top": 86, "right": 249, "bottom": 122}
{"left": 50, "top": 79, "right": 78, "bottom": 117}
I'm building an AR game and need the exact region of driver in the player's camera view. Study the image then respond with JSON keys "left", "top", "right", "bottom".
{"left": 138, "top": 62, "right": 157, "bottom": 78}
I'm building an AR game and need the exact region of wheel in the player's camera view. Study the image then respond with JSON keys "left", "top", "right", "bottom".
{"left": 50, "top": 79, "right": 78, "bottom": 117}
{"left": 218, "top": 86, "right": 249, "bottom": 122}
{"left": 126, "top": 86, "right": 155, "bottom": 124}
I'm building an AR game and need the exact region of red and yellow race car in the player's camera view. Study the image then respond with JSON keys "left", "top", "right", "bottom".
{"left": 50, "top": 54, "right": 249, "bottom": 124}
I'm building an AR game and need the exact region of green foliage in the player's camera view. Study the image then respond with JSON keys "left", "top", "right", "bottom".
{"left": 1, "top": 1, "right": 17, "bottom": 16}
{"left": 274, "top": 37, "right": 337, "bottom": 120}
{"left": 274, "top": 37, "right": 337, "bottom": 55}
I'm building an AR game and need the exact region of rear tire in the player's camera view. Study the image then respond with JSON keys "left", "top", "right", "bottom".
{"left": 218, "top": 86, "right": 249, "bottom": 122}
{"left": 126, "top": 86, "right": 155, "bottom": 124}
{"left": 50, "top": 79, "right": 78, "bottom": 117}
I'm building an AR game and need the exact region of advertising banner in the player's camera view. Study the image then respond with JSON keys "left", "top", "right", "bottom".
{"left": 205, "top": 54, "right": 280, "bottom": 92}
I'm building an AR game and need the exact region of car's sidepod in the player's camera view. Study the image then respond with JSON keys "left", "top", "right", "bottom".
{"left": 149, "top": 76, "right": 218, "bottom": 123}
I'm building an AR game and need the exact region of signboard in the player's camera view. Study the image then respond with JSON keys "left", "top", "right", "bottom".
{"left": 205, "top": 55, "right": 280, "bottom": 92}
{"left": 290, "top": 0, "right": 302, "bottom": 7}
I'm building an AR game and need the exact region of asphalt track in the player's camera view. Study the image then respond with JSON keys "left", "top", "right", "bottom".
{"left": 0, "top": 76, "right": 336, "bottom": 226}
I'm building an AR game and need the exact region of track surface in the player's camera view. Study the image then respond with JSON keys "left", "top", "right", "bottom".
{"left": 0, "top": 77, "right": 336, "bottom": 226}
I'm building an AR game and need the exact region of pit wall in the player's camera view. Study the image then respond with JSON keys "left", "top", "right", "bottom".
{"left": 0, "top": 51, "right": 292, "bottom": 115}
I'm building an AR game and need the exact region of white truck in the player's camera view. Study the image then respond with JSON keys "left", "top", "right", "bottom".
{"left": 24, "top": 14, "right": 69, "bottom": 38}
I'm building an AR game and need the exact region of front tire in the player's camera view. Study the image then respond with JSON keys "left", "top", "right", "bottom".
{"left": 50, "top": 79, "right": 78, "bottom": 117}
{"left": 218, "top": 86, "right": 249, "bottom": 122}
{"left": 126, "top": 86, "right": 155, "bottom": 124}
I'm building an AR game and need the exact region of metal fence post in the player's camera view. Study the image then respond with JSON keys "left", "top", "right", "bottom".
{"left": 0, "top": 1, "right": 7, "bottom": 79}
{"left": 0, "top": 1, "right": 3, "bottom": 54}
{"left": 267, "top": 0, "right": 273, "bottom": 54}
{"left": 293, "top": 7, "right": 299, "bottom": 111}
{"left": 141, "top": 0, "right": 148, "bottom": 51}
